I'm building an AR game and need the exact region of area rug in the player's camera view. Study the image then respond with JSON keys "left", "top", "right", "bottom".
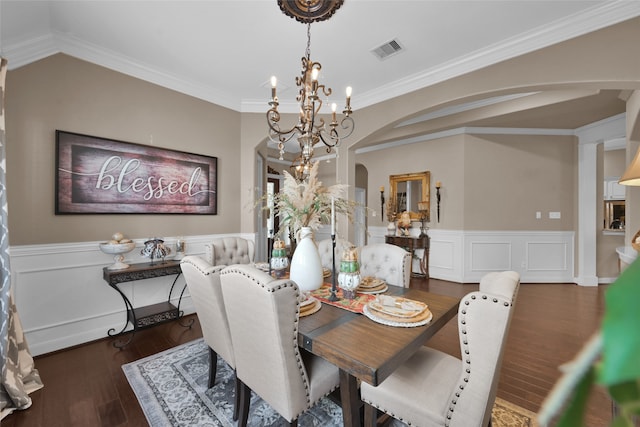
{"left": 123, "top": 338, "right": 538, "bottom": 426}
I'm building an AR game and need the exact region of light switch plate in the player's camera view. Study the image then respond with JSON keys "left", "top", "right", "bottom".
{"left": 549, "top": 211, "right": 561, "bottom": 219}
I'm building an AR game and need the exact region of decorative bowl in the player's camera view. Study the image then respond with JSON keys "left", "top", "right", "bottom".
{"left": 99, "top": 242, "right": 136, "bottom": 270}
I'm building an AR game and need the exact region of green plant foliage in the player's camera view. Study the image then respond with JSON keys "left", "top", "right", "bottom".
{"left": 600, "top": 258, "right": 640, "bottom": 388}
{"left": 540, "top": 258, "right": 640, "bottom": 426}
{"left": 555, "top": 366, "right": 595, "bottom": 427}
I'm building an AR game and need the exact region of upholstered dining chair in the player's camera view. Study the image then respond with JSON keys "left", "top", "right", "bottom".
{"left": 360, "top": 270, "right": 521, "bottom": 427}
{"left": 359, "top": 243, "right": 412, "bottom": 287}
{"left": 220, "top": 264, "right": 340, "bottom": 427}
{"left": 204, "top": 236, "right": 255, "bottom": 266}
{"left": 179, "top": 256, "right": 240, "bottom": 421}
{"left": 317, "top": 238, "right": 353, "bottom": 272}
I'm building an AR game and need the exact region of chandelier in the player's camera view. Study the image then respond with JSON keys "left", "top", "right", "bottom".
{"left": 268, "top": 0, "right": 354, "bottom": 165}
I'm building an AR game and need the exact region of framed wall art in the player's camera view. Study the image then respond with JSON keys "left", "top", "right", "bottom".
{"left": 55, "top": 130, "right": 217, "bottom": 214}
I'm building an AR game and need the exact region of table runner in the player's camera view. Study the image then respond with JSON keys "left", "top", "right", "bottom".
{"left": 310, "top": 283, "right": 376, "bottom": 314}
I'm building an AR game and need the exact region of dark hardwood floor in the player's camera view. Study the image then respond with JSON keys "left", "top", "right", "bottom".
{"left": 3, "top": 278, "right": 610, "bottom": 427}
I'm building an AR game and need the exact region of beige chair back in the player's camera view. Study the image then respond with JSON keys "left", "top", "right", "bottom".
{"left": 180, "top": 256, "right": 234, "bottom": 369}
{"left": 204, "top": 237, "right": 255, "bottom": 266}
{"left": 448, "top": 271, "right": 520, "bottom": 427}
{"left": 317, "top": 238, "right": 353, "bottom": 272}
{"left": 359, "top": 243, "right": 411, "bottom": 287}
{"left": 220, "top": 264, "right": 314, "bottom": 422}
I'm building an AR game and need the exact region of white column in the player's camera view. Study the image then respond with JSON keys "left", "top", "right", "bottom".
{"left": 575, "top": 114, "right": 626, "bottom": 286}
{"left": 577, "top": 142, "right": 599, "bottom": 286}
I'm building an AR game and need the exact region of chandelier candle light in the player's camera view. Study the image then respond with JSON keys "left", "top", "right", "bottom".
{"left": 267, "top": 0, "right": 354, "bottom": 168}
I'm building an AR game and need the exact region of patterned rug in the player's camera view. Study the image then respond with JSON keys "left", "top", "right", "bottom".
{"left": 123, "top": 339, "right": 539, "bottom": 426}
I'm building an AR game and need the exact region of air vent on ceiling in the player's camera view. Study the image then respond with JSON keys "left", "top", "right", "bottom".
{"left": 371, "top": 39, "right": 404, "bottom": 60}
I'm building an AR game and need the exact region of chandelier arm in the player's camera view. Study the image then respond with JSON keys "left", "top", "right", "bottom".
{"left": 267, "top": 109, "right": 306, "bottom": 140}
{"left": 318, "top": 84, "right": 332, "bottom": 98}
{"left": 268, "top": 130, "right": 297, "bottom": 146}
{"left": 338, "top": 116, "right": 355, "bottom": 138}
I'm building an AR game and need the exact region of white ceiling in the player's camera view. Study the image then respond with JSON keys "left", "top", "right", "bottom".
{"left": 2, "top": 0, "right": 639, "bottom": 116}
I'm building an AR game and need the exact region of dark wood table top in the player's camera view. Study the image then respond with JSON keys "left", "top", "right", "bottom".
{"left": 298, "top": 285, "right": 460, "bottom": 386}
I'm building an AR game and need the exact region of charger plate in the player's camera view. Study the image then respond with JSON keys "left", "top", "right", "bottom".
{"left": 300, "top": 299, "right": 321, "bottom": 317}
{"left": 359, "top": 277, "right": 385, "bottom": 289}
{"left": 363, "top": 305, "right": 432, "bottom": 327}
{"left": 300, "top": 295, "right": 316, "bottom": 308}
{"left": 357, "top": 284, "right": 388, "bottom": 295}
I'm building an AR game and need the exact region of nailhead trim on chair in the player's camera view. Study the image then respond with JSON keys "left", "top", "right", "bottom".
{"left": 221, "top": 266, "right": 338, "bottom": 422}
{"left": 444, "top": 291, "right": 513, "bottom": 427}
{"left": 180, "top": 258, "right": 222, "bottom": 276}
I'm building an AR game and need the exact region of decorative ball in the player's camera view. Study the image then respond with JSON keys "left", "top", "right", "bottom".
{"left": 112, "top": 232, "right": 124, "bottom": 242}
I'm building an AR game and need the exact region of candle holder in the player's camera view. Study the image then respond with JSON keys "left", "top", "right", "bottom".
{"left": 418, "top": 201, "right": 429, "bottom": 236}
{"left": 328, "top": 233, "right": 339, "bottom": 301}
{"left": 436, "top": 181, "right": 442, "bottom": 223}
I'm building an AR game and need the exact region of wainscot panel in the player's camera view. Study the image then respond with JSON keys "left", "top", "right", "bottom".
{"left": 10, "top": 233, "right": 254, "bottom": 356}
{"left": 368, "top": 228, "right": 575, "bottom": 284}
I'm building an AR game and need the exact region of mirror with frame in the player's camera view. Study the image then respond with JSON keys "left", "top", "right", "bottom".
{"left": 604, "top": 200, "right": 625, "bottom": 231}
{"left": 389, "top": 171, "right": 430, "bottom": 221}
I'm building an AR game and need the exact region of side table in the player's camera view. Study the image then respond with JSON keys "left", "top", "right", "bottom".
{"left": 102, "top": 260, "right": 192, "bottom": 348}
{"left": 385, "top": 234, "right": 430, "bottom": 278}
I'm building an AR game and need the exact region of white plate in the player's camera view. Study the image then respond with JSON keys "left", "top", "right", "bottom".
{"left": 369, "top": 296, "right": 428, "bottom": 318}
{"left": 363, "top": 305, "right": 433, "bottom": 328}
{"left": 254, "top": 262, "right": 270, "bottom": 272}
{"left": 358, "top": 284, "right": 388, "bottom": 295}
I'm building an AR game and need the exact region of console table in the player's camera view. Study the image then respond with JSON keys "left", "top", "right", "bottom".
{"left": 103, "top": 260, "right": 191, "bottom": 348}
{"left": 385, "top": 234, "right": 430, "bottom": 278}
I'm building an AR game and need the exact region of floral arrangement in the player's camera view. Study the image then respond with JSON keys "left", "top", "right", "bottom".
{"left": 268, "top": 161, "right": 354, "bottom": 239}
{"left": 385, "top": 197, "right": 397, "bottom": 222}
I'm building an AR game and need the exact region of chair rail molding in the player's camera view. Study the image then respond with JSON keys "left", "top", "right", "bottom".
{"left": 9, "top": 233, "right": 254, "bottom": 356}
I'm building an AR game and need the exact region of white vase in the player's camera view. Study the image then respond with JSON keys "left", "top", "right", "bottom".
{"left": 387, "top": 221, "right": 396, "bottom": 236}
{"left": 289, "top": 227, "right": 323, "bottom": 292}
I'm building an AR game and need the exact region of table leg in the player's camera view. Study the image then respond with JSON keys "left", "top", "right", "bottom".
{"left": 420, "top": 247, "right": 429, "bottom": 279}
{"left": 339, "top": 369, "right": 362, "bottom": 427}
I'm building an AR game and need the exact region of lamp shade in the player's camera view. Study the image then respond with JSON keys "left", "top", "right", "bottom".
{"left": 619, "top": 146, "right": 640, "bottom": 186}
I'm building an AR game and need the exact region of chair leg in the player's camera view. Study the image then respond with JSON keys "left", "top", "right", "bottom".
{"left": 364, "top": 402, "right": 378, "bottom": 427}
{"left": 237, "top": 380, "right": 251, "bottom": 427}
{"left": 233, "top": 371, "right": 241, "bottom": 421}
{"left": 208, "top": 347, "right": 217, "bottom": 388}
{"left": 288, "top": 419, "right": 298, "bottom": 427}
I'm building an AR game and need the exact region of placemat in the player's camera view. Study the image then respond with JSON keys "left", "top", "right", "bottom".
{"left": 311, "top": 283, "right": 377, "bottom": 314}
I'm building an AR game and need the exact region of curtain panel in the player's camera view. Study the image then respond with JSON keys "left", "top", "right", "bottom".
{"left": 0, "top": 57, "right": 44, "bottom": 420}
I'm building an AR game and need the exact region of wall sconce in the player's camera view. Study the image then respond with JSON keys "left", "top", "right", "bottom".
{"left": 380, "top": 186, "right": 385, "bottom": 220}
{"left": 435, "top": 181, "right": 442, "bottom": 223}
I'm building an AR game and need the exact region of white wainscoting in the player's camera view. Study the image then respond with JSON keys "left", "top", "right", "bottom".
{"left": 367, "top": 227, "right": 575, "bottom": 284}
{"left": 10, "top": 233, "right": 254, "bottom": 356}
{"left": 12, "top": 230, "right": 574, "bottom": 355}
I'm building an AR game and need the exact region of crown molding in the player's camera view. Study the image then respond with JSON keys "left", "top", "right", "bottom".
{"left": 4, "top": 2, "right": 639, "bottom": 113}
{"left": 341, "top": 1, "right": 640, "bottom": 112}
{"left": 355, "top": 126, "right": 577, "bottom": 155}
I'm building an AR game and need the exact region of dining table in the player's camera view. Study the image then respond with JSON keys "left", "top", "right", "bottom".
{"left": 297, "top": 283, "right": 461, "bottom": 427}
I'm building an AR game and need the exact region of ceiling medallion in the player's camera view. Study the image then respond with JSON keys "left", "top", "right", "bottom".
{"left": 277, "top": 0, "right": 345, "bottom": 23}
